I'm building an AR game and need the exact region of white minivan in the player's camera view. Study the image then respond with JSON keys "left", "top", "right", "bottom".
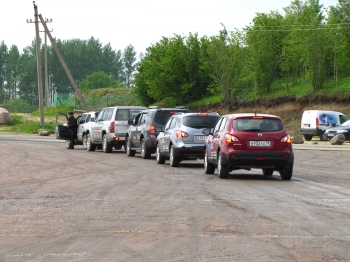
{"left": 300, "top": 110, "right": 348, "bottom": 141}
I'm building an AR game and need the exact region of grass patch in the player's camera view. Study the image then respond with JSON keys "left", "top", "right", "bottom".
{"left": 0, "top": 115, "right": 55, "bottom": 134}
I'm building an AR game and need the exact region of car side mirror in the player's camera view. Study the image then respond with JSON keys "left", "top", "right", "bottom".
{"left": 128, "top": 119, "right": 134, "bottom": 125}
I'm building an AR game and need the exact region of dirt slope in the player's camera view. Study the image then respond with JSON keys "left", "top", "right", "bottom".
{"left": 190, "top": 96, "right": 350, "bottom": 137}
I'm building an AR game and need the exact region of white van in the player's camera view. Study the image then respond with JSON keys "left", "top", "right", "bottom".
{"left": 300, "top": 110, "right": 348, "bottom": 141}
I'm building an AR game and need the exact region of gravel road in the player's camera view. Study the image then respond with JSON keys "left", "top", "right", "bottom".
{"left": 0, "top": 135, "right": 349, "bottom": 262}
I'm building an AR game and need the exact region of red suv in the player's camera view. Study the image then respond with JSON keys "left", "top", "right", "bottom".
{"left": 204, "top": 113, "right": 294, "bottom": 180}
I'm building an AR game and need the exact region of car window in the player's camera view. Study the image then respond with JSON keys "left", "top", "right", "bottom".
{"left": 130, "top": 109, "right": 143, "bottom": 119}
{"left": 233, "top": 118, "right": 283, "bottom": 132}
{"left": 97, "top": 110, "right": 105, "bottom": 121}
{"left": 213, "top": 118, "right": 223, "bottom": 133}
{"left": 116, "top": 109, "right": 129, "bottom": 120}
{"left": 340, "top": 115, "right": 348, "bottom": 124}
{"left": 183, "top": 115, "right": 219, "bottom": 129}
{"left": 341, "top": 120, "right": 350, "bottom": 126}
{"left": 164, "top": 118, "right": 173, "bottom": 131}
{"left": 103, "top": 108, "right": 113, "bottom": 121}
{"left": 169, "top": 117, "right": 178, "bottom": 129}
{"left": 219, "top": 118, "right": 228, "bottom": 131}
{"left": 153, "top": 110, "right": 189, "bottom": 125}
{"left": 86, "top": 114, "right": 91, "bottom": 122}
{"left": 79, "top": 114, "right": 87, "bottom": 124}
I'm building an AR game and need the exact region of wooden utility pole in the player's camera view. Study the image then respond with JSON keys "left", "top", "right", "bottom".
{"left": 34, "top": 2, "right": 45, "bottom": 128}
{"left": 38, "top": 14, "right": 90, "bottom": 112}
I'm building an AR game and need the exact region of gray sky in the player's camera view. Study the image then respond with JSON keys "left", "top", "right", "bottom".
{"left": 2, "top": 0, "right": 339, "bottom": 54}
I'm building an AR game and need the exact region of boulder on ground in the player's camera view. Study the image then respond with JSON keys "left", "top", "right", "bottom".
{"left": 0, "top": 108, "right": 12, "bottom": 124}
{"left": 39, "top": 130, "right": 51, "bottom": 136}
{"left": 292, "top": 135, "right": 304, "bottom": 144}
{"left": 330, "top": 134, "right": 345, "bottom": 145}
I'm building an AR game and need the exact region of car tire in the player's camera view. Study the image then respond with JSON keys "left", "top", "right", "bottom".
{"left": 263, "top": 168, "right": 274, "bottom": 176}
{"left": 141, "top": 138, "right": 151, "bottom": 159}
{"left": 280, "top": 166, "right": 293, "bottom": 180}
{"left": 217, "top": 150, "right": 229, "bottom": 179}
{"left": 86, "top": 133, "right": 96, "bottom": 151}
{"left": 320, "top": 133, "right": 327, "bottom": 141}
{"left": 65, "top": 140, "right": 71, "bottom": 149}
{"left": 169, "top": 145, "right": 179, "bottom": 167}
{"left": 126, "top": 136, "right": 136, "bottom": 156}
{"left": 156, "top": 144, "right": 166, "bottom": 164}
{"left": 82, "top": 134, "right": 87, "bottom": 149}
{"left": 204, "top": 150, "right": 215, "bottom": 174}
{"left": 103, "top": 134, "right": 112, "bottom": 153}
{"left": 304, "top": 135, "right": 312, "bottom": 141}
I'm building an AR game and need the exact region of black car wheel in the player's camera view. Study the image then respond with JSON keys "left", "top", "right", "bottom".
{"left": 204, "top": 150, "right": 215, "bottom": 174}
{"left": 156, "top": 144, "right": 166, "bottom": 164}
{"left": 86, "top": 133, "right": 96, "bottom": 151}
{"left": 169, "top": 145, "right": 179, "bottom": 167}
{"left": 82, "top": 134, "right": 87, "bottom": 149}
{"left": 65, "top": 140, "right": 71, "bottom": 149}
{"left": 304, "top": 135, "right": 312, "bottom": 141}
{"left": 141, "top": 138, "right": 151, "bottom": 159}
{"left": 280, "top": 165, "right": 293, "bottom": 180}
{"left": 263, "top": 168, "right": 274, "bottom": 176}
{"left": 103, "top": 134, "right": 112, "bottom": 153}
{"left": 126, "top": 136, "right": 136, "bottom": 156}
{"left": 217, "top": 150, "right": 229, "bottom": 179}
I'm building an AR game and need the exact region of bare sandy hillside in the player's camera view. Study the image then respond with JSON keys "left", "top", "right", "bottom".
{"left": 191, "top": 99, "right": 350, "bottom": 138}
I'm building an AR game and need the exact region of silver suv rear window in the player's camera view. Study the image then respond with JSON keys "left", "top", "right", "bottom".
{"left": 115, "top": 109, "right": 143, "bottom": 120}
{"left": 233, "top": 118, "right": 283, "bottom": 132}
{"left": 154, "top": 110, "right": 190, "bottom": 125}
{"left": 183, "top": 115, "right": 219, "bottom": 129}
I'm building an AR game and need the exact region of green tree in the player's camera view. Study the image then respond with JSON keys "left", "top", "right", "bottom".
{"left": 122, "top": 44, "right": 137, "bottom": 88}
{"left": 0, "top": 41, "right": 8, "bottom": 102}
{"left": 245, "top": 11, "right": 286, "bottom": 96}
{"left": 5, "top": 45, "right": 20, "bottom": 100}
{"left": 79, "top": 71, "right": 122, "bottom": 92}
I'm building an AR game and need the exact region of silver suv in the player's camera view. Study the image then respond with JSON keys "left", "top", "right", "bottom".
{"left": 86, "top": 106, "right": 147, "bottom": 152}
{"left": 156, "top": 112, "right": 220, "bottom": 167}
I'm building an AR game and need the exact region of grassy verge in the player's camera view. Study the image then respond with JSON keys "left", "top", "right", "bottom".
{"left": 0, "top": 115, "right": 55, "bottom": 134}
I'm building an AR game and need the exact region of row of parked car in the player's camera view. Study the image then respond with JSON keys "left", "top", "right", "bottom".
{"left": 56, "top": 106, "right": 294, "bottom": 180}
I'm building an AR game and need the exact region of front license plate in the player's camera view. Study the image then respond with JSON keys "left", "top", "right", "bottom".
{"left": 249, "top": 141, "right": 271, "bottom": 147}
{"left": 196, "top": 136, "right": 208, "bottom": 141}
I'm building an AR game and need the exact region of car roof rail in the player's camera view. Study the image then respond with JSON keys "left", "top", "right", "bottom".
{"left": 148, "top": 106, "right": 159, "bottom": 109}
{"left": 175, "top": 106, "right": 186, "bottom": 109}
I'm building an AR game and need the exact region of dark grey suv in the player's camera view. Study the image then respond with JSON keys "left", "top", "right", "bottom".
{"left": 126, "top": 106, "right": 191, "bottom": 158}
{"left": 156, "top": 112, "right": 220, "bottom": 166}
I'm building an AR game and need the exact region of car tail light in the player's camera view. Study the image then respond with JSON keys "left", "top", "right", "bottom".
{"left": 109, "top": 121, "right": 115, "bottom": 133}
{"left": 252, "top": 116, "right": 263, "bottom": 119}
{"left": 176, "top": 130, "right": 188, "bottom": 138}
{"left": 197, "top": 113, "right": 208, "bottom": 116}
{"left": 170, "top": 111, "right": 177, "bottom": 114}
{"left": 281, "top": 135, "right": 292, "bottom": 143}
{"left": 316, "top": 117, "right": 319, "bottom": 128}
{"left": 150, "top": 125, "right": 156, "bottom": 136}
{"left": 225, "top": 134, "right": 239, "bottom": 143}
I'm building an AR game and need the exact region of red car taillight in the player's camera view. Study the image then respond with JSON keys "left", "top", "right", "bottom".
{"left": 176, "top": 130, "right": 189, "bottom": 138}
{"left": 150, "top": 125, "right": 156, "bottom": 136}
{"left": 225, "top": 134, "right": 239, "bottom": 143}
{"left": 281, "top": 135, "right": 292, "bottom": 143}
{"left": 109, "top": 121, "right": 115, "bottom": 133}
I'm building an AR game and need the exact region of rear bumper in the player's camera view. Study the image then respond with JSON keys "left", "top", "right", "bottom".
{"left": 173, "top": 145, "right": 205, "bottom": 158}
{"left": 222, "top": 151, "right": 294, "bottom": 169}
{"left": 106, "top": 133, "right": 126, "bottom": 145}
{"left": 300, "top": 127, "right": 324, "bottom": 136}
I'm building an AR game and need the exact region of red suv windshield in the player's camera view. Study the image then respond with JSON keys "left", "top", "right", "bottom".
{"left": 233, "top": 118, "right": 283, "bottom": 132}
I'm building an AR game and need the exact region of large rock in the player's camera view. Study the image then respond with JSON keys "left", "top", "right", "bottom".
{"left": 0, "top": 108, "right": 12, "bottom": 124}
{"left": 330, "top": 134, "right": 345, "bottom": 145}
{"left": 292, "top": 135, "right": 304, "bottom": 144}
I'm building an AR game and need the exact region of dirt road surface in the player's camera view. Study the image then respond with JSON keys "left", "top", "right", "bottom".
{"left": 0, "top": 135, "right": 350, "bottom": 262}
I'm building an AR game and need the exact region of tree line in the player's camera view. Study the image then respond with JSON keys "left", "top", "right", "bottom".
{"left": 1, "top": 0, "right": 350, "bottom": 110}
{"left": 134, "top": 0, "right": 350, "bottom": 106}
{"left": 0, "top": 37, "right": 137, "bottom": 107}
